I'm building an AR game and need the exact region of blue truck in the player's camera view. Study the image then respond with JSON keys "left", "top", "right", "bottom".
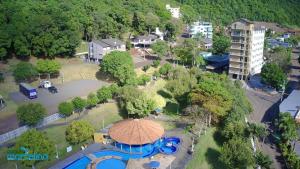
{"left": 19, "top": 83, "right": 37, "bottom": 99}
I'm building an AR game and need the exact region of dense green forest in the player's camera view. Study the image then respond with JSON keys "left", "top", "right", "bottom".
{"left": 0, "top": 0, "right": 299, "bottom": 59}
{"left": 179, "top": 0, "right": 300, "bottom": 27}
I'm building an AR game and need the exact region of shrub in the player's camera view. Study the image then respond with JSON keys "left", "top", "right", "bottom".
{"left": 13, "top": 62, "right": 38, "bottom": 81}
{"left": 36, "top": 59, "right": 61, "bottom": 74}
{"left": 137, "top": 75, "right": 151, "bottom": 85}
{"left": 72, "top": 97, "right": 86, "bottom": 112}
{"left": 16, "top": 103, "right": 46, "bottom": 126}
{"left": 87, "top": 93, "right": 99, "bottom": 107}
{"left": 97, "top": 86, "right": 112, "bottom": 103}
{"left": 142, "top": 65, "right": 150, "bottom": 72}
{"left": 152, "top": 60, "right": 160, "bottom": 68}
{"left": 153, "top": 71, "right": 160, "bottom": 78}
{"left": 159, "top": 63, "right": 172, "bottom": 76}
{"left": 58, "top": 102, "right": 74, "bottom": 118}
{"left": 66, "top": 120, "right": 94, "bottom": 144}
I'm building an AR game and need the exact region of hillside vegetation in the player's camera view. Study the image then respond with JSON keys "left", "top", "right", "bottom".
{"left": 179, "top": 0, "right": 300, "bottom": 27}
{"left": 0, "top": 0, "right": 299, "bottom": 60}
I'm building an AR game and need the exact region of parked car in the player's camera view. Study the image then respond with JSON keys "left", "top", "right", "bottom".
{"left": 48, "top": 86, "right": 58, "bottom": 94}
{"left": 39, "top": 80, "right": 52, "bottom": 88}
{"left": 19, "top": 83, "right": 37, "bottom": 99}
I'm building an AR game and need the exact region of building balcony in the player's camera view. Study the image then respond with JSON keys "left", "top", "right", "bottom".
{"left": 230, "top": 63, "right": 242, "bottom": 69}
{"left": 231, "top": 40, "right": 245, "bottom": 44}
{"left": 231, "top": 33, "right": 246, "bottom": 37}
{"left": 230, "top": 52, "right": 245, "bottom": 57}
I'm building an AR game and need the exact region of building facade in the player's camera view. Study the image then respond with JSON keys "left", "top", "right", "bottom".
{"left": 229, "top": 19, "right": 265, "bottom": 80}
{"left": 188, "top": 21, "right": 213, "bottom": 39}
{"left": 88, "top": 38, "right": 126, "bottom": 62}
{"left": 166, "top": 4, "right": 180, "bottom": 19}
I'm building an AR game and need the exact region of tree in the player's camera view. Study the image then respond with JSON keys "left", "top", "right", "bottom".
{"left": 16, "top": 103, "right": 46, "bottom": 126}
{"left": 65, "top": 120, "right": 95, "bottom": 145}
{"left": 152, "top": 60, "right": 160, "bottom": 68}
{"left": 213, "top": 34, "right": 231, "bottom": 54}
{"left": 58, "top": 102, "right": 74, "bottom": 118}
{"left": 159, "top": 63, "right": 173, "bottom": 76}
{"left": 13, "top": 62, "right": 38, "bottom": 81}
{"left": 165, "top": 67, "right": 197, "bottom": 103}
{"left": 12, "top": 129, "right": 54, "bottom": 167}
{"left": 118, "top": 86, "right": 155, "bottom": 117}
{"left": 255, "top": 151, "right": 273, "bottom": 169}
{"left": 36, "top": 59, "right": 61, "bottom": 75}
{"left": 266, "top": 47, "right": 291, "bottom": 72}
{"left": 278, "top": 112, "right": 298, "bottom": 143}
{"left": 97, "top": 86, "right": 112, "bottom": 103}
{"left": 247, "top": 123, "right": 268, "bottom": 142}
{"left": 261, "top": 63, "right": 287, "bottom": 89}
{"left": 222, "top": 121, "right": 247, "bottom": 140}
{"left": 137, "top": 74, "right": 151, "bottom": 85}
{"left": 151, "top": 40, "right": 168, "bottom": 59}
{"left": 220, "top": 138, "right": 255, "bottom": 169}
{"left": 189, "top": 77, "right": 233, "bottom": 123}
{"left": 101, "top": 51, "right": 136, "bottom": 85}
{"left": 164, "top": 22, "right": 176, "bottom": 41}
{"left": 87, "top": 93, "right": 99, "bottom": 108}
{"left": 72, "top": 97, "right": 87, "bottom": 113}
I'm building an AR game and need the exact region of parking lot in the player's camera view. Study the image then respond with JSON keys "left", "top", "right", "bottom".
{"left": 0, "top": 79, "right": 109, "bottom": 134}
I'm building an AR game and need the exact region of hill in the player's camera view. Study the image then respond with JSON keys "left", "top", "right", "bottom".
{"left": 178, "top": 0, "right": 300, "bottom": 27}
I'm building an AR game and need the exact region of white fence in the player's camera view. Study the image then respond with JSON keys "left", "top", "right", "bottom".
{"left": 0, "top": 113, "right": 63, "bottom": 144}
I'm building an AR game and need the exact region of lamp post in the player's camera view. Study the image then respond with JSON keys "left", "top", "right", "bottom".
{"left": 55, "top": 144, "right": 59, "bottom": 159}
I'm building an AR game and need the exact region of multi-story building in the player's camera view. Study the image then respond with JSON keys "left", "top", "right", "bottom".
{"left": 229, "top": 19, "right": 265, "bottom": 80}
{"left": 88, "top": 38, "right": 126, "bottom": 62}
{"left": 166, "top": 4, "right": 180, "bottom": 19}
{"left": 188, "top": 21, "right": 213, "bottom": 39}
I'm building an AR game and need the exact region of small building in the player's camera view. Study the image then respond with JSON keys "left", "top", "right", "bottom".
{"left": 188, "top": 21, "right": 213, "bottom": 39}
{"left": 279, "top": 90, "right": 300, "bottom": 122}
{"left": 153, "top": 27, "right": 164, "bottom": 41}
{"left": 202, "top": 38, "right": 213, "bottom": 49}
{"left": 131, "top": 34, "right": 159, "bottom": 48}
{"left": 267, "top": 38, "right": 291, "bottom": 49}
{"left": 166, "top": 4, "right": 181, "bottom": 19}
{"left": 88, "top": 38, "right": 126, "bottom": 62}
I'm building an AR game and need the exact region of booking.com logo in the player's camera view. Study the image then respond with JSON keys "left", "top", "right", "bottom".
{"left": 7, "top": 147, "right": 48, "bottom": 161}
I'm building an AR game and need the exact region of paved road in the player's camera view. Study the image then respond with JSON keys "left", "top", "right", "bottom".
{"left": 246, "top": 51, "right": 300, "bottom": 169}
{"left": 0, "top": 79, "right": 108, "bottom": 134}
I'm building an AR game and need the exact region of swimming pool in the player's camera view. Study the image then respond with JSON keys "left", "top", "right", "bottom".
{"left": 64, "top": 137, "right": 181, "bottom": 169}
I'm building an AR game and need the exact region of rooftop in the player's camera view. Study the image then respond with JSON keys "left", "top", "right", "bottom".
{"left": 93, "top": 38, "right": 124, "bottom": 47}
{"left": 279, "top": 90, "right": 300, "bottom": 117}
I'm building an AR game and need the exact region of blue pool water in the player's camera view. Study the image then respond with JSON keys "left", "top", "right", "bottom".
{"left": 64, "top": 137, "right": 181, "bottom": 169}
{"left": 96, "top": 159, "right": 126, "bottom": 169}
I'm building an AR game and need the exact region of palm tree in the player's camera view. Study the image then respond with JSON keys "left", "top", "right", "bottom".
{"left": 278, "top": 112, "right": 298, "bottom": 144}
{"left": 248, "top": 123, "right": 269, "bottom": 143}
{"left": 255, "top": 151, "right": 273, "bottom": 169}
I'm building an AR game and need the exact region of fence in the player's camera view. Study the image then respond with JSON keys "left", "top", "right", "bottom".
{"left": 0, "top": 113, "right": 63, "bottom": 145}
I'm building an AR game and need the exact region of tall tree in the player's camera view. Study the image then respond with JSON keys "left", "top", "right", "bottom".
{"left": 220, "top": 138, "right": 255, "bottom": 169}
{"left": 261, "top": 63, "right": 287, "bottom": 90}
{"left": 101, "top": 51, "right": 136, "bottom": 85}
{"left": 12, "top": 129, "right": 54, "bottom": 167}
{"left": 65, "top": 120, "right": 95, "bottom": 145}
{"left": 16, "top": 103, "right": 46, "bottom": 126}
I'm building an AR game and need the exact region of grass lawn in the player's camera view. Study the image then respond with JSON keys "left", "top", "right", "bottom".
{"left": 186, "top": 127, "right": 226, "bottom": 169}
{"left": 0, "top": 102, "right": 123, "bottom": 169}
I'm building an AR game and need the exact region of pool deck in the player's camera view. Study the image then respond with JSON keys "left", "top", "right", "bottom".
{"left": 49, "top": 128, "right": 193, "bottom": 169}
{"left": 126, "top": 154, "right": 175, "bottom": 169}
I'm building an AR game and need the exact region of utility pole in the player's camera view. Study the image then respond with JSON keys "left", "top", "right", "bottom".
{"left": 280, "top": 80, "right": 286, "bottom": 102}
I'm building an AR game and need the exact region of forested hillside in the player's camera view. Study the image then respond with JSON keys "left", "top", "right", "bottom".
{"left": 0, "top": 0, "right": 299, "bottom": 59}
{"left": 0, "top": 0, "right": 173, "bottom": 59}
{"left": 179, "top": 0, "right": 300, "bottom": 27}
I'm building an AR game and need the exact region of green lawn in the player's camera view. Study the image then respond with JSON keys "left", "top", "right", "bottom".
{"left": 186, "top": 127, "right": 226, "bottom": 169}
{"left": 0, "top": 102, "right": 122, "bottom": 169}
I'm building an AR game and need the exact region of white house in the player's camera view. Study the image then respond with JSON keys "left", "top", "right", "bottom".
{"left": 166, "top": 4, "right": 181, "bottom": 19}
{"left": 153, "top": 27, "right": 164, "bottom": 40}
{"left": 188, "top": 21, "right": 213, "bottom": 39}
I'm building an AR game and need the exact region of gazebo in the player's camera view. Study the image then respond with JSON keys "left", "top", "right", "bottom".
{"left": 108, "top": 119, "right": 164, "bottom": 153}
